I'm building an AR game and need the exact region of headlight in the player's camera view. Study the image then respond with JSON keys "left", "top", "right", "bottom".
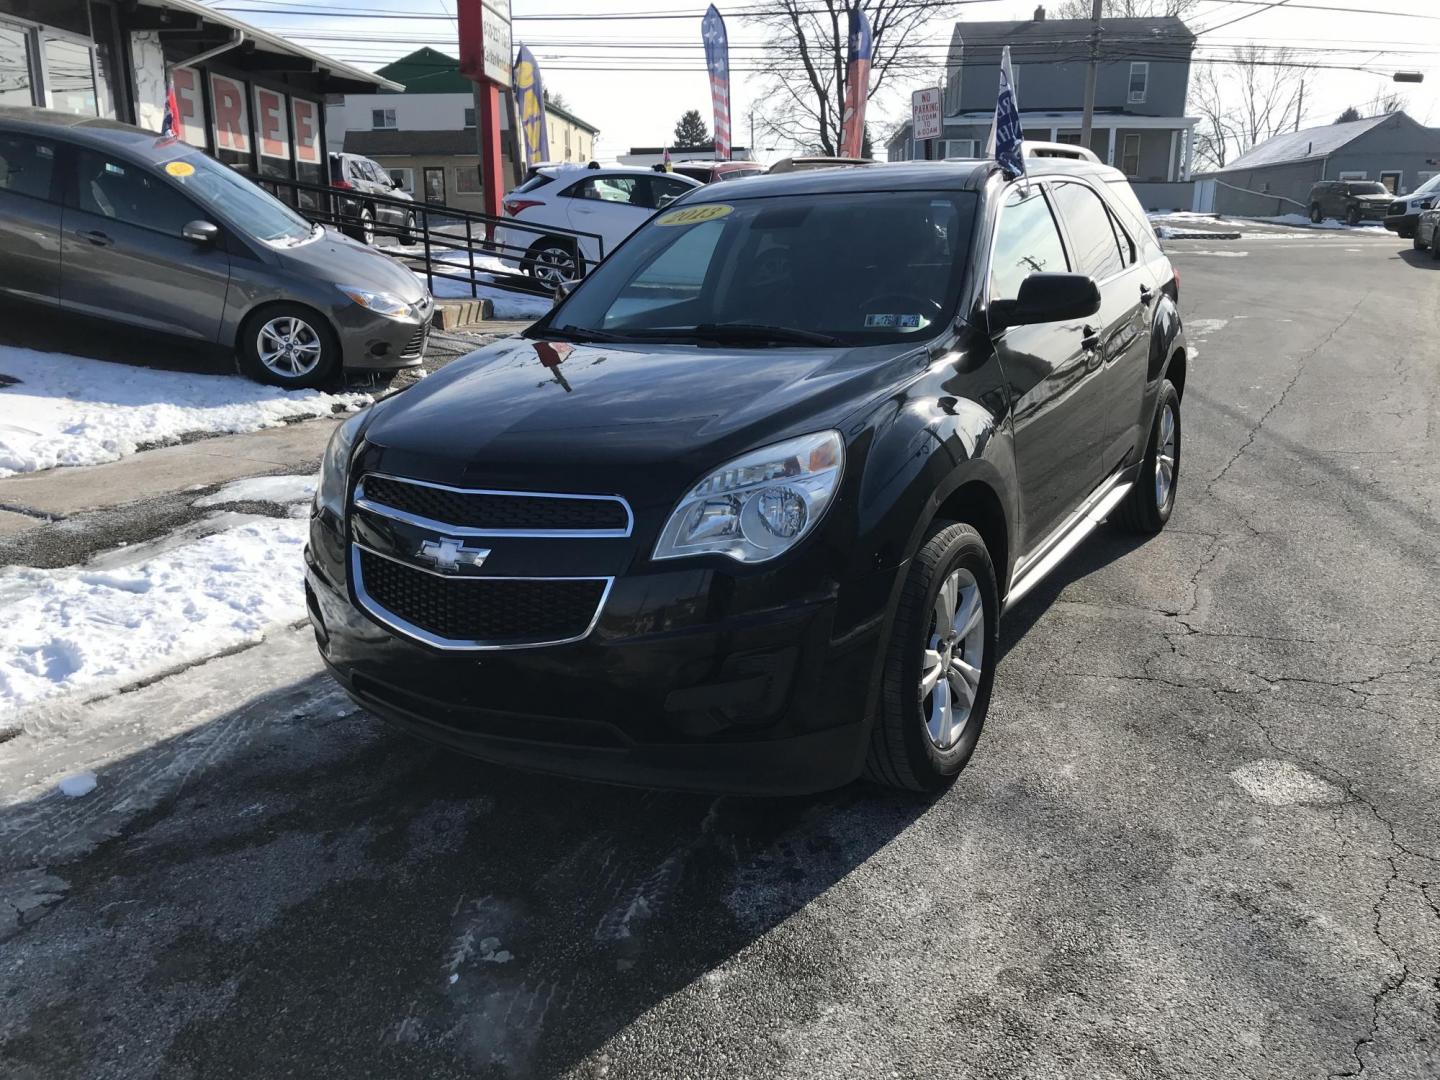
{"left": 315, "top": 409, "right": 367, "bottom": 518}
{"left": 653, "top": 431, "right": 844, "bottom": 564}
{"left": 337, "top": 284, "right": 412, "bottom": 319}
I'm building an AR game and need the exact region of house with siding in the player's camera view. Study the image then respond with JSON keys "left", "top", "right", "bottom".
{"left": 1192, "top": 112, "right": 1440, "bottom": 217}
{"left": 886, "top": 7, "right": 1197, "bottom": 210}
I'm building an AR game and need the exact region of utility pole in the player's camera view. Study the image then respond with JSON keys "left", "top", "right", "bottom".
{"left": 1080, "top": 0, "right": 1102, "bottom": 150}
{"left": 1294, "top": 79, "right": 1304, "bottom": 132}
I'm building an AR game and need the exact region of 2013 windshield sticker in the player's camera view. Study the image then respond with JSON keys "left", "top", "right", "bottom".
{"left": 655, "top": 204, "right": 734, "bottom": 227}
{"left": 864, "top": 313, "right": 924, "bottom": 329}
{"left": 164, "top": 161, "right": 196, "bottom": 177}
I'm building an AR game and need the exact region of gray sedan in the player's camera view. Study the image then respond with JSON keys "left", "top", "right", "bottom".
{"left": 0, "top": 106, "right": 432, "bottom": 388}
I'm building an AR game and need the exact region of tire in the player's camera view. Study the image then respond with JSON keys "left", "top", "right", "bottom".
{"left": 359, "top": 208, "right": 375, "bottom": 245}
{"left": 1346, "top": 206, "right": 1361, "bottom": 226}
{"left": 400, "top": 212, "right": 415, "bottom": 245}
{"left": 864, "top": 522, "right": 999, "bottom": 793}
{"left": 1415, "top": 233, "right": 1426, "bottom": 251}
{"left": 1310, "top": 204, "right": 1323, "bottom": 224}
{"left": 1432, "top": 232, "right": 1440, "bottom": 262}
{"left": 1114, "top": 379, "right": 1181, "bottom": 534}
{"left": 237, "top": 304, "right": 340, "bottom": 389}
{"left": 524, "top": 239, "right": 582, "bottom": 289}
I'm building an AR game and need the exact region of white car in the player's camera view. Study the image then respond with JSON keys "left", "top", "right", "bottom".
{"left": 497, "top": 166, "right": 701, "bottom": 287}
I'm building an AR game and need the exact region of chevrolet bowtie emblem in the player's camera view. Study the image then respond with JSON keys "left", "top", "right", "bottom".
{"left": 416, "top": 538, "right": 490, "bottom": 572}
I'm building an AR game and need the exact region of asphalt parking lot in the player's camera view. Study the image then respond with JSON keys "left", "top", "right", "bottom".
{"left": 2, "top": 227, "right": 1437, "bottom": 1080}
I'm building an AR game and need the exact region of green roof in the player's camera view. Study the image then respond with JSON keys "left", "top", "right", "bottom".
{"left": 373, "top": 49, "right": 601, "bottom": 133}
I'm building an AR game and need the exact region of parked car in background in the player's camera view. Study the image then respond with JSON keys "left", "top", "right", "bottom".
{"left": 1384, "top": 173, "right": 1440, "bottom": 239}
{"left": 497, "top": 164, "right": 701, "bottom": 287}
{"left": 766, "top": 156, "right": 877, "bottom": 174}
{"left": 307, "top": 157, "right": 1188, "bottom": 795}
{"left": 1412, "top": 206, "right": 1440, "bottom": 259}
{"left": 1307, "top": 180, "right": 1391, "bottom": 226}
{"left": 671, "top": 160, "right": 766, "bottom": 184}
{"left": 329, "top": 151, "right": 415, "bottom": 245}
{"left": 0, "top": 108, "right": 432, "bottom": 389}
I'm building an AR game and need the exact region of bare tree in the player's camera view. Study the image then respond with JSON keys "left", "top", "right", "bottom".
{"left": 1185, "top": 47, "right": 1310, "bottom": 170}
{"left": 1051, "top": 0, "right": 1199, "bottom": 18}
{"left": 746, "top": 0, "right": 960, "bottom": 156}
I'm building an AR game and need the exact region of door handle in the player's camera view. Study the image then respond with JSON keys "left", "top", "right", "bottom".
{"left": 1139, "top": 284, "right": 1154, "bottom": 306}
{"left": 1080, "top": 324, "right": 1102, "bottom": 351}
{"left": 78, "top": 229, "right": 113, "bottom": 247}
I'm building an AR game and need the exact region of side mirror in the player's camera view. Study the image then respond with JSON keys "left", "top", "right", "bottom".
{"left": 182, "top": 219, "right": 220, "bottom": 245}
{"left": 989, "top": 272, "right": 1100, "bottom": 332}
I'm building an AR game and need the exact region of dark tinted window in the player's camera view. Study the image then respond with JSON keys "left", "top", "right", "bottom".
{"left": 1052, "top": 181, "right": 1125, "bottom": 281}
{"left": 1345, "top": 182, "right": 1387, "bottom": 196}
{"left": 990, "top": 184, "right": 1068, "bottom": 302}
{"left": 70, "top": 150, "right": 198, "bottom": 236}
{"left": 512, "top": 173, "right": 553, "bottom": 194}
{"left": 647, "top": 176, "right": 694, "bottom": 208}
{"left": 0, "top": 133, "right": 56, "bottom": 201}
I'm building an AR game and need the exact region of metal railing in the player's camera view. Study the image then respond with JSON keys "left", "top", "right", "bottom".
{"left": 256, "top": 176, "right": 606, "bottom": 302}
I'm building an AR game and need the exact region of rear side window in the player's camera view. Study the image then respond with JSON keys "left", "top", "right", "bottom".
{"left": 567, "top": 176, "right": 643, "bottom": 206}
{"left": 512, "top": 174, "right": 552, "bottom": 194}
{"left": 1051, "top": 181, "right": 1125, "bottom": 281}
{"left": 69, "top": 150, "right": 199, "bottom": 237}
{"left": 0, "top": 132, "right": 56, "bottom": 201}
{"left": 990, "top": 184, "right": 1068, "bottom": 302}
{"left": 647, "top": 176, "right": 695, "bottom": 209}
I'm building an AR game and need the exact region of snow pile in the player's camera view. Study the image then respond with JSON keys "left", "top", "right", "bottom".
{"left": 192, "top": 473, "right": 316, "bottom": 507}
{"left": 0, "top": 346, "right": 369, "bottom": 478}
{"left": 412, "top": 270, "right": 553, "bottom": 320}
{"left": 0, "top": 518, "right": 308, "bottom": 716}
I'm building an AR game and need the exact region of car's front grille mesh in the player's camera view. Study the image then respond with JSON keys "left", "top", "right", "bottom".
{"left": 358, "top": 549, "right": 605, "bottom": 644}
{"left": 400, "top": 326, "right": 427, "bottom": 360}
{"left": 362, "top": 476, "right": 628, "bottom": 532}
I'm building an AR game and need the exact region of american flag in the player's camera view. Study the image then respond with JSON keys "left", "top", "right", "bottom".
{"left": 838, "top": 7, "right": 872, "bottom": 159}
{"left": 160, "top": 73, "right": 180, "bottom": 139}
{"left": 702, "top": 5, "right": 731, "bottom": 161}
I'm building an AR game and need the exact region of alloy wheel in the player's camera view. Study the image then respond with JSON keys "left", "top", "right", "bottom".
{"left": 1155, "top": 400, "right": 1178, "bottom": 509}
{"left": 533, "top": 246, "right": 577, "bottom": 288}
{"left": 257, "top": 316, "right": 323, "bottom": 379}
{"left": 361, "top": 210, "right": 375, "bottom": 245}
{"left": 920, "top": 567, "right": 985, "bottom": 751}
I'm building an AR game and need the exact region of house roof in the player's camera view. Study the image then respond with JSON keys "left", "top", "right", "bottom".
{"left": 1215, "top": 112, "right": 1401, "bottom": 174}
{"left": 138, "top": 0, "right": 401, "bottom": 92}
{"left": 955, "top": 15, "right": 1194, "bottom": 45}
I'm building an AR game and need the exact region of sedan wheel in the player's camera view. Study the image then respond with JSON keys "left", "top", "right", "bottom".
{"left": 528, "top": 242, "right": 579, "bottom": 288}
{"left": 1154, "top": 400, "right": 1178, "bottom": 510}
{"left": 360, "top": 209, "right": 375, "bottom": 245}
{"left": 257, "top": 316, "right": 324, "bottom": 379}
{"left": 920, "top": 568, "right": 986, "bottom": 751}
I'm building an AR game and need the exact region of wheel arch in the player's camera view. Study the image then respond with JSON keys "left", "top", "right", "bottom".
{"left": 234, "top": 298, "right": 344, "bottom": 366}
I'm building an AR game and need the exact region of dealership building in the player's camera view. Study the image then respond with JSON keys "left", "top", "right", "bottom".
{"left": 0, "top": 0, "right": 397, "bottom": 189}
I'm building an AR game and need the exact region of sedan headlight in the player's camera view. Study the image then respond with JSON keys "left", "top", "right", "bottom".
{"left": 315, "top": 409, "right": 367, "bottom": 518}
{"left": 337, "top": 284, "right": 413, "bottom": 320}
{"left": 653, "top": 431, "right": 844, "bottom": 564}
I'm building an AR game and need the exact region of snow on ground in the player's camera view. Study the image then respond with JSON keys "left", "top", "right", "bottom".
{"left": 0, "top": 517, "right": 308, "bottom": 718}
{"left": 1148, "top": 210, "right": 1389, "bottom": 236}
{"left": 192, "top": 473, "right": 316, "bottom": 507}
{"left": 411, "top": 270, "right": 554, "bottom": 320}
{"left": 0, "top": 346, "right": 369, "bottom": 478}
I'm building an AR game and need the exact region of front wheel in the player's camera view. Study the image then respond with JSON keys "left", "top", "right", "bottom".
{"left": 237, "top": 305, "right": 340, "bottom": 389}
{"left": 1114, "top": 379, "right": 1180, "bottom": 534}
{"left": 1310, "top": 204, "right": 1323, "bottom": 224}
{"left": 864, "top": 522, "right": 998, "bottom": 793}
{"left": 399, "top": 212, "right": 415, "bottom": 244}
{"left": 1346, "top": 206, "right": 1361, "bottom": 226}
{"left": 1415, "top": 233, "right": 1426, "bottom": 251}
{"left": 525, "top": 240, "right": 582, "bottom": 288}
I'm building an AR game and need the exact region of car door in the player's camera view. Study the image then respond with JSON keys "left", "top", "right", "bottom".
{"left": 1050, "top": 179, "right": 1151, "bottom": 475}
{"left": 988, "top": 181, "right": 1110, "bottom": 547}
{"left": 0, "top": 130, "right": 63, "bottom": 308}
{"left": 59, "top": 145, "right": 231, "bottom": 341}
{"left": 563, "top": 175, "right": 648, "bottom": 263}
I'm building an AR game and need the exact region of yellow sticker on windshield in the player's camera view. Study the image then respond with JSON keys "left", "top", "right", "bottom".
{"left": 164, "top": 161, "right": 195, "bottom": 177}
{"left": 655, "top": 203, "right": 733, "bottom": 227}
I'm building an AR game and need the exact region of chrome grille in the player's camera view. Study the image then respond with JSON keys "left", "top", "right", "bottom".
{"left": 355, "top": 474, "right": 632, "bottom": 537}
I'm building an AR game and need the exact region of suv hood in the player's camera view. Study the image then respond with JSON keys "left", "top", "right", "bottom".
{"left": 278, "top": 229, "right": 426, "bottom": 303}
{"left": 1354, "top": 194, "right": 1392, "bottom": 204}
{"left": 360, "top": 335, "right": 916, "bottom": 501}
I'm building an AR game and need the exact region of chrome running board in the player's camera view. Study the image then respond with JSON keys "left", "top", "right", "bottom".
{"left": 1003, "top": 477, "right": 1133, "bottom": 612}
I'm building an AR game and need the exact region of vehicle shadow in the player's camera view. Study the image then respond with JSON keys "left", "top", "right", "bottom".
{"left": 1396, "top": 247, "right": 1440, "bottom": 269}
{"left": 0, "top": 674, "right": 930, "bottom": 1079}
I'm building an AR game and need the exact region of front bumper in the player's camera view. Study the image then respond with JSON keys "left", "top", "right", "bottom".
{"left": 331, "top": 301, "right": 431, "bottom": 372}
{"left": 1385, "top": 213, "right": 1418, "bottom": 234}
{"left": 304, "top": 536, "right": 896, "bottom": 795}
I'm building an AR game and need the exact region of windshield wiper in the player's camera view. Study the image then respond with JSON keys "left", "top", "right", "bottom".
{"left": 620, "top": 323, "right": 843, "bottom": 347}
{"left": 537, "top": 325, "right": 629, "bottom": 344}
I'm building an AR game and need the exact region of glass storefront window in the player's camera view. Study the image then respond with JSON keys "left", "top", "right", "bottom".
{"left": 43, "top": 36, "right": 98, "bottom": 116}
{"left": 0, "top": 24, "right": 35, "bottom": 107}
{"left": 88, "top": 2, "right": 119, "bottom": 119}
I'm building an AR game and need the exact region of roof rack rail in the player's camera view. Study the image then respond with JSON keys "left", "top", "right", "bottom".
{"left": 1023, "top": 141, "right": 1101, "bottom": 162}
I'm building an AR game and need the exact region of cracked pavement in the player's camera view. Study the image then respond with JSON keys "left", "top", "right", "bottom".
{"left": 1, "top": 232, "right": 1437, "bottom": 1079}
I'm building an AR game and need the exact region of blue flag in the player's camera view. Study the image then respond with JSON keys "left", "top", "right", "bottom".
{"left": 987, "top": 46, "right": 1025, "bottom": 179}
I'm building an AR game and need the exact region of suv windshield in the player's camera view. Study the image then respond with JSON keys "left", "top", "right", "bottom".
{"left": 1345, "top": 182, "right": 1388, "bottom": 196}
{"left": 164, "top": 153, "right": 313, "bottom": 244}
{"left": 548, "top": 190, "right": 978, "bottom": 346}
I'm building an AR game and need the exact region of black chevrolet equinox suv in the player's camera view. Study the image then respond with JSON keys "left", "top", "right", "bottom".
{"left": 306, "top": 158, "right": 1188, "bottom": 795}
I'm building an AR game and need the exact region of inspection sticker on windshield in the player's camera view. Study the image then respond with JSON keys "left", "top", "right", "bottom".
{"left": 864, "top": 313, "right": 923, "bottom": 329}
{"left": 655, "top": 204, "right": 733, "bottom": 227}
{"left": 164, "top": 161, "right": 195, "bottom": 177}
